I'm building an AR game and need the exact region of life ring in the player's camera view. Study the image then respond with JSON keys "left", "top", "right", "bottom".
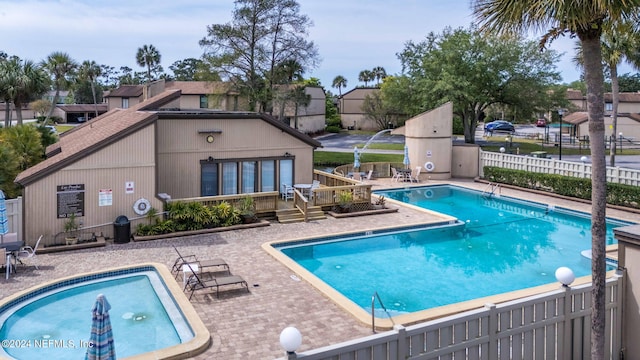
{"left": 424, "top": 161, "right": 435, "bottom": 172}
{"left": 133, "top": 198, "right": 151, "bottom": 215}
{"left": 424, "top": 189, "right": 434, "bottom": 199}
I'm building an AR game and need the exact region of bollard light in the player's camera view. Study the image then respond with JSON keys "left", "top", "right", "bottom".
{"left": 555, "top": 267, "right": 575, "bottom": 287}
{"left": 280, "top": 326, "right": 302, "bottom": 358}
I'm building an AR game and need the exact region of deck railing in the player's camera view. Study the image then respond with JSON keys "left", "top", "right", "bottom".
{"left": 280, "top": 274, "right": 623, "bottom": 360}
{"left": 312, "top": 170, "right": 372, "bottom": 209}
{"left": 168, "top": 191, "right": 280, "bottom": 214}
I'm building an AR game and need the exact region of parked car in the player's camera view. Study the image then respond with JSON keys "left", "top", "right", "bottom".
{"left": 536, "top": 119, "right": 547, "bottom": 127}
{"left": 44, "top": 125, "right": 58, "bottom": 134}
{"left": 484, "top": 120, "right": 515, "bottom": 133}
{"left": 77, "top": 116, "right": 86, "bottom": 123}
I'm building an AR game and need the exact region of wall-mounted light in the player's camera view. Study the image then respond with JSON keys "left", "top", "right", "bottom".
{"left": 284, "top": 152, "right": 293, "bottom": 157}
{"left": 208, "top": 156, "right": 214, "bottom": 162}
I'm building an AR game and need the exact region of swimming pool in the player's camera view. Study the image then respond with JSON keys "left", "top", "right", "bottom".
{"left": 0, "top": 263, "right": 210, "bottom": 360}
{"left": 270, "top": 185, "right": 631, "bottom": 326}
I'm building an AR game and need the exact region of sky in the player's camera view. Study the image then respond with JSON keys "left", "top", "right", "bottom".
{"left": 1, "top": 0, "right": 636, "bottom": 92}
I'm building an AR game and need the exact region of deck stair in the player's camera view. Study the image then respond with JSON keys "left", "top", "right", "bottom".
{"left": 276, "top": 206, "right": 326, "bottom": 223}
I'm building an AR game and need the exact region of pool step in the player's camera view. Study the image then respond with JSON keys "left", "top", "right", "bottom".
{"left": 276, "top": 206, "right": 326, "bottom": 223}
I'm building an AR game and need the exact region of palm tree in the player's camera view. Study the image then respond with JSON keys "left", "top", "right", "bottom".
{"left": 274, "top": 59, "right": 304, "bottom": 84}
{"left": 12, "top": 59, "right": 49, "bottom": 125}
{"left": 472, "top": 1, "right": 640, "bottom": 358}
{"left": 332, "top": 75, "right": 347, "bottom": 96}
{"left": 41, "top": 52, "right": 78, "bottom": 125}
{"left": 0, "top": 56, "right": 19, "bottom": 127}
{"left": 358, "top": 70, "right": 374, "bottom": 86}
{"left": 78, "top": 60, "right": 102, "bottom": 118}
{"left": 372, "top": 66, "right": 387, "bottom": 85}
{"left": 136, "top": 44, "right": 161, "bottom": 84}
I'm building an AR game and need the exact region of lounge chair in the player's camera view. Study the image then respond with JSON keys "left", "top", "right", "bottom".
{"left": 183, "top": 262, "right": 249, "bottom": 299}
{"left": 171, "top": 245, "right": 230, "bottom": 279}
{"left": 16, "top": 235, "right": 42, "bottom": 270}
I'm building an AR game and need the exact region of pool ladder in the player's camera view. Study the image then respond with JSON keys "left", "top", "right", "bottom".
{"left": 483, "top": 182, "right": 501, "bottom": 198}
{"left": 371, "top": 291, "right": 394, "bottom": 333}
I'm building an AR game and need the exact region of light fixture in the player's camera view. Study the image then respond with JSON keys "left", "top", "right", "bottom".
{"left": 208, "top": 156, "right": 214, "bottom": 162}
{"left": 499, "top": 147, "right": 505, "bottom": 153}
{"left": 555, "top": 266, "right": 575, "bottom": 287}
{"left": 280, "top": 326, "right": 302, "bottom": 358}
{"left": 580, "top": 156, "right": 588, "bottom": 163}
{"left": 284, "top": 152, "right": 293, "bottom": 157}
{"left": 206, "top": 135, "right": 215, "bottom": 143}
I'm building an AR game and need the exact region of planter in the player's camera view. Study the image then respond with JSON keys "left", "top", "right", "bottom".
{"left": 327, "top": 207, "right": 398, "bottom": 218}
{"left": 132, "top": 220, "right": 270, "bottom": 242}
{"left": 40, "top": 237, "right": 106, "bottom": 254}
{"left": 65, "top": 237, "right": 78, "bottom": 245}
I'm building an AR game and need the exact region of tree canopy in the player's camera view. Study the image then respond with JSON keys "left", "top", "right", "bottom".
{"left": 385, "top": 27, "right": 562, "bottom": 143}
{"left": 199, "top": 0, "right": 319, "bottom": 111}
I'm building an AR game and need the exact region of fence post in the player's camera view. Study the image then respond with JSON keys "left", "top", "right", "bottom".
{"left": 394, "top": 324, "right": 407, "bottom": 359}
{"left": 561, "top": 286, "right": 572, "bottom": 359}
{"left": 485, "top": 303, "right": 498, "bottom": 360}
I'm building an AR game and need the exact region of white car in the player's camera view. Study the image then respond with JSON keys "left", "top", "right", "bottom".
{"left": 44, "top": 125, "right": 58, "bottom": 134}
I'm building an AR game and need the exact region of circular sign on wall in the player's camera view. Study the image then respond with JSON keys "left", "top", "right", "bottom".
{"left": 424, "top": 161, "right": 435, "bottom": 172}
{"left": 133, "top": 198, "right": 151, "bottom": 215}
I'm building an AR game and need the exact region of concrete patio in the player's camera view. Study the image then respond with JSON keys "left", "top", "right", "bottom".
{"left": 1, "top": 178, "right": 637, "bottom": 359}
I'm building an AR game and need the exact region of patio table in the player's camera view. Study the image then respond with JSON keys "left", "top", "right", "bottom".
{"left": 1, "top": 241, "right": 24, "bottom": 279}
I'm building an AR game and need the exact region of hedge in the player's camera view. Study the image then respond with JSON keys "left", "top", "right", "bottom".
{"left": 483, "top": 166, "right": 640, "bottom": 210}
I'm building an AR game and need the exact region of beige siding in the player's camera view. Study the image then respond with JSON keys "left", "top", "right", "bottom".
{"left": 22, "top": 125, "right": 159, "bottom": 245}
{"left": 451, "top": 145, "right": 480, "bottom": 178}
{"left": 577, "top": 116, "right": 640, "bottom": 139}
{"left": 156, "top": 118, "right": 314, "bottom": 198}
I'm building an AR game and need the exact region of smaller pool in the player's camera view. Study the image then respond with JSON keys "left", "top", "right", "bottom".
{"left": 0, "top": 263, "right": 210, "bottom": 360}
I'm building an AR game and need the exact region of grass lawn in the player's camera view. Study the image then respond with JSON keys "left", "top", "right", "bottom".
{"left": 314, "top": 151, "right": 402, "bottom": 166}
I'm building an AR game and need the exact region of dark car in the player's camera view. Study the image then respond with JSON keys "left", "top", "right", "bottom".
{"left": 536, "top": 119, "right": 547, "bottom": 127}
{"left": 484, "top": 120, "right": 515, "bottom": 133}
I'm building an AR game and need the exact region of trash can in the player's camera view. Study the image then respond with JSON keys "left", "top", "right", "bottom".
{"left": 113, "top": 215, "right": 130, "bottom": 244}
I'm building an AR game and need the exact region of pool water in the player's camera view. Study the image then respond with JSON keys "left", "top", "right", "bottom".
{"left": 0, "top": 271, "right": 192, "bottom": 360}
{"left": 278, "top": 185, "right": 629, "bottom": 315}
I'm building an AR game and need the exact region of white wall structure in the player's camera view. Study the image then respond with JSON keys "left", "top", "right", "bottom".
{"left": 392, "top": 102, "right": 453, "bottom": 180}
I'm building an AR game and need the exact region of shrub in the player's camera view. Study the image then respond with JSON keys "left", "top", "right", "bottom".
{"left": 325, "top": 125, "right": 341, "bottom": 133}
{"left": 483, "top": 166, "right": 640, "bottom": 209}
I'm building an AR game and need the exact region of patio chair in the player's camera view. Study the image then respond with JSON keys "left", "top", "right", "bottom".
{"left": 281, "top": 183, "right": 294, "bottom": 201}
{"left": 364, "top": 170, "right": 373, "bottom": 181}
{"left": 391, "top": 167, "right": 402, "bottom": 182}
{"left": 171, "top": 245, "right": 230, "bottom": 279}
{"left": 183, "top": 262, "right": 249, "bottom": 299}
{"left": 409, "top": 166, "right": 422, "bottom": 183}
{"left": 16, "top": 235, "right": 43, "bottom": 270}
{"left": 310, "top": 180, "right": 321, "bottom": 200}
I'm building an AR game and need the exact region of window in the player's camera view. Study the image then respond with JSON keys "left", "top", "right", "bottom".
{"left": 241, "top": 161, "right": 257, "bottom": 193}
{"left": 605, "top": 102, "right": 613, "bottom": 111}
{"left": 261, "top": 161, "right": 276, "bottom": 192}
{"left": 222, "top": 163, "right": 238, "bottom": 195}
{"left": 279, "top": 159, "right": 294, "bottom": 189}
{"left": 200, "top": 95, "right": 208, "bottom": 109}
{"left": 201, "top": 163, "right": 218, "bottom": 196}
{"left": 201, "top": 157, "right": 291, "bottom": 196}
{"left": 122, "top": 98, "right": 129, "bottom": 109}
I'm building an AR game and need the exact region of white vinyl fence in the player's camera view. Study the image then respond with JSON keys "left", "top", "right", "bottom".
{"left": 283, "top": 275, "right": 622, "bottom": 360}
{"left": 4, "top": 196, "right": 22, "bottom": 242}
{"left": 480, "top": 151, "right": 640, "bottom": 186}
